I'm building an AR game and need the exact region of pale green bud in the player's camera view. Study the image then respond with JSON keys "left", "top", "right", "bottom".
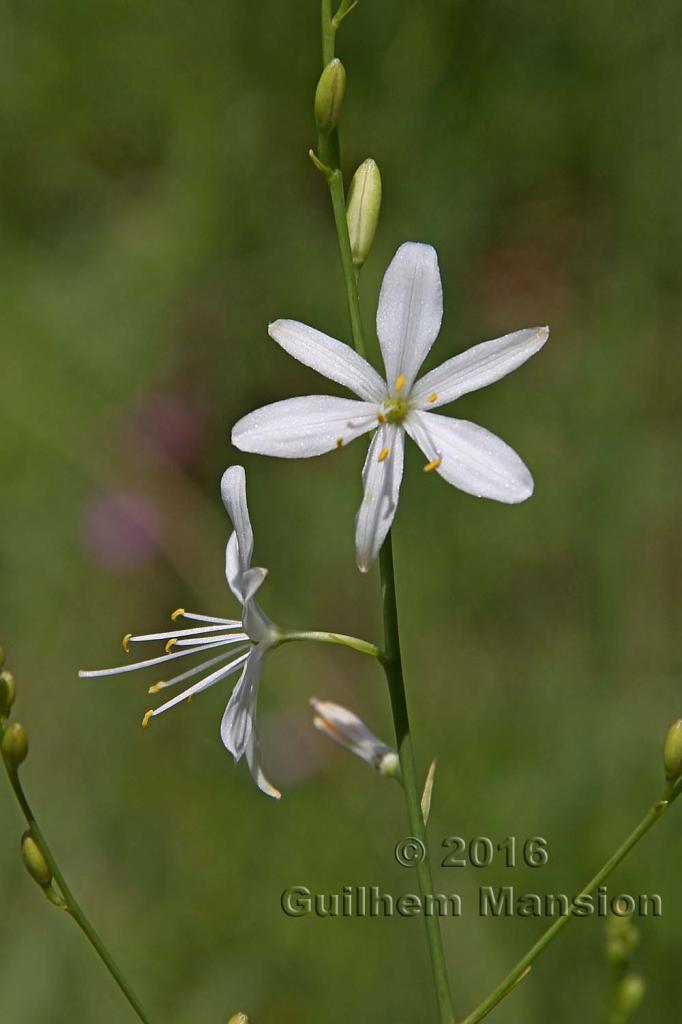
{"left": 21, "top": 832, "right": 52, "bottom": 889}
{"left": 346, "top": 159, "right": 382, "bottom": 267}
{"left": 606, "top": 913, "right": 639, "bottom": 966}
{"left": 227, "top": 1014, "right": 249, "bottom": 1024}
{"left": 663, "top": 718, "right": 682, "bottom": 783}
{"left": 0, "top": 669, "right": 16, "bottom": 717}
{"left": 314, "top": 59, "right": 346, "bottom": 134}
{"left": 378, "top": 751, "right": 400, "bottom": 779}
{"left": 2, "top": 721, "right": 28, "bottom": 767}
{"left": 616, "top": 974, "right": 645, "bottom": 1016}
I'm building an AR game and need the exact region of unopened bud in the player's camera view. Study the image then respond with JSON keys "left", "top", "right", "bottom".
{"left": 0, "top": 669, "right": 16, "bottom": 717}
{"left": 378, "top": 751, "right": 400, "bottom": 779}
{"left": 616, "top": 974, "right": 645, "bottom": 1016}
{"left": 21, "top": 832, "right": 52, "bottom": 888}
{"left": 314, "top": 59, "right": 346, "bottom": 134}
{"left": 663, "top": 719, "right": 682, "bottom": 783}
{"left": 346, "top": 158, "right": 382, "bottom": 267}
{"left": 2, "top": 721, "right": 28, "bottom": 767}
{"left": 227, "top": 1014, "right": 249, "bottom": 1024}
{"left": 606, "top": 912, "right": 638, "bottom": 966}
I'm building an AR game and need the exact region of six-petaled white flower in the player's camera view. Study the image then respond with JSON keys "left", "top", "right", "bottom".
{"left": 80, "top": 466, "right": 282, "bottom": 799}
{"left": 232, "top": 242, "right": 549, "bottom": 571}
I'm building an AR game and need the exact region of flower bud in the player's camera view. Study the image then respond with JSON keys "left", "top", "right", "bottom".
{"left": 606, "top": 912, "right": 638, "bottom": 967}
{"left": 616, "top": 974, "right": 645, "bottom": 1016}
{"left": 227, "top": 1014, "right": 249, "bottom": 1024}
{"left": 21, "top": 831, "right": 52, "bottom": 889}
{"left": 2, "top": 721, "right": 28, "bottom": 767}
{"left": 311, "top": 698, "right": 396, "bottom": 773}
{"left": 663, "top": 719, "right": 682, "bottom": 783}
{"left": 314, "top": 59, "right": 346, "bottom": 134}
{"left": 346, "top": 158, "right": 382, "bottom": 268}
{"left": 0, "top": 669, "right": 16, "bottom": 718}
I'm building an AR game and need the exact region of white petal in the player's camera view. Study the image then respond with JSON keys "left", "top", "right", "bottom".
{"left": 232, "top": 396, "right": 377, "bottom": 458}
{"left": 411, "top": 326, "right": 550, "bottom": 409}
{"left": 268, "top": 319, "right": 386, "bottom": 402}
{"left": 220, "top": 647, "right": 280, "bottom": 799}
{"left": 355, "top": 424, "right": 405, "bottom": 573}
{"left": 220, "top": 466, "right": 253, "bottom": 572}
{"left": 406, "top": 411, "right": 533, "bottom": 503}
{"left": 376, "top": 243, "right": 443, "bottom": 392}
{"left": 245, "top": 730, "right": 281, "bottom": 800}
{"left": 310, "top": 698, "right": 393, "bottom": 766}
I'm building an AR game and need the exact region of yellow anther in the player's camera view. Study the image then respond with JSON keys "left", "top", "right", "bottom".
{"left": 165, "top": 637, "right": 178, "bottom": 653}
{"left": 423, "top": 457, "right": 442, "bottom": 473}
{"left": 171, "top": 607, "right": 185, "bottom": 621}
{"left": 141, "top": 710, "right": 154, "bottom": 729}
{"left": 122, "top": 633, "right": 133, "bottom": 653}
{"left": 186, "top": 695, "right": 193, "bottom": 704}
{"left": 148, "top": 681, "right": 164, "bottom": 694}
{"left": 427, "top": 392, "right": 438, "bottom": 403}
{"left": 336, "top": 436, "right": 344, "bottom": 448}
{"left": 377, "top": 447, "right": 390, "bottom": 463}
{"left": 377, "top": 412, "right": 386, "bottom": 424}
{"left": 395, "top": 374, "right": 406, "bottom": 392}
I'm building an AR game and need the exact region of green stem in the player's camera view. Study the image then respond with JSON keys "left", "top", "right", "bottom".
{"left": 3, "top": 760, "right": 152, "bottom": 1024}
{"left": 278, "top": 629, "right": 385, "bottom": 661}
{"left": 459, "top": 788, "right": 680, "bottom": 1024}
{"left": 380, "top": 536, "right": 456, "bottom": 1024}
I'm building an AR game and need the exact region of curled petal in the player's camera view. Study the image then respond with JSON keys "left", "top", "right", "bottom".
{"left": 355, "top": 424, "right": 405, "bottom": 573}
{"left": 221, "top": 648, "right": 280, "bottom": 799}
{"left": 221, "top": 466, "right": 254, "bottom": 575}
{"left": 232, "top": 395, "right": 378, "bottom": 458}
{"left": 406, "top": 411, "right": 533, "bottom": 503}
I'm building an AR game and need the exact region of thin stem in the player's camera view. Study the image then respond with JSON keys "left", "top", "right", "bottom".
{"left": 380, "top": 537, "right": 456, "bottom": 1024}
{"left": 459, "top": 788, "right": 680, "bottom": 1024}
{"left": 278, "top": 629, "right": 385, "bottom": 661}
{"left": 3, "top": 759, "right": 152, "bottom": 1024}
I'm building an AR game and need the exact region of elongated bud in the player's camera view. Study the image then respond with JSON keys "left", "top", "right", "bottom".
{"left": 606, "top": 912, "right": 639, "bottom": 967}
{"left": 311, "top": 698, "right": 397, "bottom": 774}
{"left": 663, "top": 719, "right": 682, "bottom": 783}
{"left": 2, "top": 721, "right": 28, "bottom": 767}
{"left": 0, "top": 669, "right": 16, "bottom": 717}
{"left": 21, "top": 832, "right": 52, "bottom": 889}
{"left": 616, "top": 974, "right": 645, "bottom": 1016}
{"left": 314, "top": 59, "right": 346, "bottom": 133}
{"left": 227, "top": 1014, "right": 249, "bottom": 1024}
{"left": 346, "top": 159, "right": 382, "bottom": 267}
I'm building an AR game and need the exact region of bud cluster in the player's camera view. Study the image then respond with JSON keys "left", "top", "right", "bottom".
{"left": 606, "top": 911, "right": 645, "bottom": 1022}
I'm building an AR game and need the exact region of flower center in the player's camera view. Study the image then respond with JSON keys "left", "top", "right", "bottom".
{"left": 382, "top": 397, "right": 409, "bottom": 424}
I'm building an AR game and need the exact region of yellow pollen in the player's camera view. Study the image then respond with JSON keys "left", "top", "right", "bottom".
{"left": 395, "top": 374, "right": 406, "bottom": 392}
{"left": 122, "top": 633, "right": 133, "bottom": 653}
{"left": 427, "top": 392, "right": 438, "bottom": 403}
{"left": 165, "top": 637, "right": 178, "bottom": 653}
{"left": 171, "top": 607, "right": 185, "bottom": 621}
{"left": 336, "top": 436, "right": 344, "bottom": 448}
{"left": 377, "top": 447, "right": 390, "bottom": 463}
{"left": 377, "top": 412, "right": 386, "bottom": 424}
{"left": 141, "top": 710, "right": 154, "bottom": 729}
{"left": 148, "top": 681, "right": 164, "bottom": 694}
{"left": 186, "top": 695, "right": 193, "bottom": 704}
{"left": 423, "top": 457, "right": 442, "bottom": 473}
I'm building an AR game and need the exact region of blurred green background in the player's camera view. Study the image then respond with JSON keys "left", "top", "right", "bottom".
{"left": 2, "top": 1, "right": 681, "bottom": 1021}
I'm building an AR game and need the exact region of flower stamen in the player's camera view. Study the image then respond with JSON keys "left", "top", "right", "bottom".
{"left": 336, "top": 436, "right": 344, "bottom": 448}
{"left": 122, "top": 633, "right": 133, "bottom": 653}
{"left": 171, "top": 608, "right": 185, "bottom": 621}
{"left": 165, "top": 637, "right": 178, "bottom": 653}
{"left": 427, "top": 392, "right": 438, "bottom": 403}
{"left": 423, "top": 457, "right": 442, "bottom": 473}
{"left": 377, "top": 412, "right": 386, "bottom": 424}
{"left": 377, "top": 447, "right": 390, "bottom": 463}
{"left": 141, "top": 709, "right": 154, "bottom": 729}
{"left": 395, "top": 374, "right": 406, "bottom": 392}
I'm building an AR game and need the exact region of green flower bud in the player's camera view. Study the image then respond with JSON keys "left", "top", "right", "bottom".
{"left": 227, "top": 1014, "right": 249, "bottom": 1024}
{"left": 2, "top": 721, "right": 28, "bottom": 767}
{"left": 346, "top": 159, "right": 382, "bottom": 268}
{"left": 606, "top": 912, "right": 639, "bottom": 966}
{"left": 314, "top": 59, "right": 346, "bottom": 134}
{"left": 616, "top": 974, "right": 645, "bottom": 1016}
{"left": 21, "top": 832, "right": 52, "bottom": 889}
{"left": 663, "top": 718, "right": 682, "bottom": 783}
{"left": 0, "top": 669, "right": 16, "bottom": 717}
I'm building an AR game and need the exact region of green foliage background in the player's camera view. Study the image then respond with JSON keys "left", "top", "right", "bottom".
{"left": 1, "top": 1, "right": 681, "bottom": 1021}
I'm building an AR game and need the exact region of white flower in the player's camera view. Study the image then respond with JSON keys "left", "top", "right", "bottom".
{"left": 80, "top": 466, "right": 281, "bottom": 800}
{"left": 232, "top": 242, "right": 549, "bottom": 571}
{"left": 310, "top": 698, "right": 398, "bottom": 775}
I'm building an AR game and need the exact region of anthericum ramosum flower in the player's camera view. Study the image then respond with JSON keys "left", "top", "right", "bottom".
{"left": 232, "top": 242, "right": 549, "bottom": 572}
{"left": 79, "top": 466, "right": 281, "bottom": 800}
{"left": 310, "top": 698, "right": 399, "bottom": 776}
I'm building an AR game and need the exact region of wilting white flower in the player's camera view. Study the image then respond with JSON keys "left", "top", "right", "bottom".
{"left": 310, "top": 698, "right": 398, "bottom": 776}
{"left": 232, "top": 242, "right": 549, "bottom": 571}
{"left": 80, "top": 466, "right": 281, "bottom": 799}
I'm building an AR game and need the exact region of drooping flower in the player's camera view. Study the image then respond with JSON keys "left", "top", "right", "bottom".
{"left": 310, "top": 698, "right": 398, "bottom": 776}
{"left": 80, "top": 466, "right": 281, "bottom": 799}
{"left": 232, "top": 242, "right": 549, "bottom": 571}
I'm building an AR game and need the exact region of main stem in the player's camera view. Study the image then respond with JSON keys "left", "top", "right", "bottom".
{"left": 459, "top": 789, "right": 679, "bottom": 1024}
{"left": 380, "top": 538, "right": 456, "bottom": 1023}
{"left": 5, "top": 765, "right": 152, "bottom": 1024}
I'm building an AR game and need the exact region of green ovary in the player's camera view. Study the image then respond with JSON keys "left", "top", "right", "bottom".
{"left": 383, "top": 398, "right": 409, "bottom": 424}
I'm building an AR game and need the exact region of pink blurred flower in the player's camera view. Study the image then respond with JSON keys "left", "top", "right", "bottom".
{"left": 132, "top": 393, "right": 205, "bottom": 465}
{"left": 82, "top": 491, "right": 163, "bottom": 571}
